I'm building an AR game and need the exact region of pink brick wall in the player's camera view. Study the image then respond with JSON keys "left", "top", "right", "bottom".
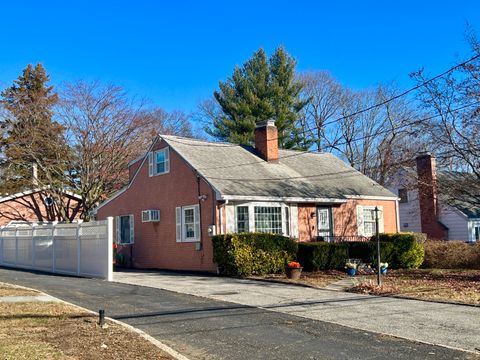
{"left": 97, "top": 139, "right": 218, "bottom": 272}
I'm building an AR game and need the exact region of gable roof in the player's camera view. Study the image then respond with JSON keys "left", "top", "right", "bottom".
{"left": 161, "top": 135, "right": 397, "bottom": 201}
{"left": 0, "top": 187, "right": 81, "bottom": 204}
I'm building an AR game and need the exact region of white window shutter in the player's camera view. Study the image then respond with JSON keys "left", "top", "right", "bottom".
{"left": 194, "top": 204, "right": 200, "bottom": 240}
{"left": 356, "top": 205, "right": 364, "bottom": 236}
{"left": 176, "top": 207, "right": 182, "bottom": 242}
{"left": 129, "top": 215, "right": 134, "bottom": 244}
{"left": 290, "top": 204, "right": 298, "bottom": 238}
{"left": 148, "top": 152, "right": 154, "bottom": 177}
{"left": 165, "top": 148, "right": 170, "bottom": 173}
{"left": 115, "top": 216, "right": 120, "bottom": 244}
{"left": 378, "top": 206, "right": 385, "bottom": 233}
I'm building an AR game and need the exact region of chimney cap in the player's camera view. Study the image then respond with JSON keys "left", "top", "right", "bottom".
{"left": 416, "top": 151, "right": 434, "bottom": 159}
{"left": 255, "top": 119, "right": 276, "bottom": 128}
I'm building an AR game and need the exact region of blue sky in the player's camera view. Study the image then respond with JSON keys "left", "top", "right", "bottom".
{"left": 1, "top": 1, "right": 479, "bottom": 113}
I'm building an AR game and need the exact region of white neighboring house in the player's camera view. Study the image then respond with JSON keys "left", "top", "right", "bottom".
{"left": 386, "top": 153, "right": 480, "bottom": 243}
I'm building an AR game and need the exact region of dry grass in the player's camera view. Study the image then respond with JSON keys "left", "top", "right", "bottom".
{"left": 252, "top": 270, "right": 346, "bottom": 288}
{"left": 0, "top": 284, "right": 174, "bottom": 360}
{"left": 349, "top": 269, "right": 480, "bottom": 305}
{"left": 0, "top": 282, "right": 40, "bottom": 297}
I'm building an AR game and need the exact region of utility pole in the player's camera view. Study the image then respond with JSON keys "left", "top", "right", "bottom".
{"left": 375, "top": 206, "right": 381, "bottom": 286}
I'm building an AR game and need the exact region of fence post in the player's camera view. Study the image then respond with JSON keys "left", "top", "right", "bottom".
{"left": 52, "top": 225, "right": 56, "bottom": 273}
{"left": 31, "top": 226, "right": 35, "bottom": 268}
{"left": 107, "top": 217, "right": 114, "bottom": 281}
{"left": 15, "top": 227, "right": 18, "bottom": 266}
{"left": 76, "top": 224, "right": 81, "bottom": 276}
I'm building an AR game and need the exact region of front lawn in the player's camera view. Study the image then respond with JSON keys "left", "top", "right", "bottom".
{"left": 255, "top": 269, "right": 480, "bottom": 306}
{"left": 0, "top": 282, "right": 173, "bottom": 359}
{"left": 349, "top": 269, "right": 480, "bottom": 306}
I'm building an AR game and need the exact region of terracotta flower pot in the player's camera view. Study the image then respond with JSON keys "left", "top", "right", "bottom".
{"left": 286, "top": 266, "right": 303, "bottom": 280}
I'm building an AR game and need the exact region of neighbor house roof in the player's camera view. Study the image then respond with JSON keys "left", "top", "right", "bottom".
{"left": 161, "top": 135, "right": 397, "bottom": 201}
{"left": 437, "top": 171, "right": 480, "bottom": 219}
{"left": 0, "top": 187, "right": 81, "bottom": 204}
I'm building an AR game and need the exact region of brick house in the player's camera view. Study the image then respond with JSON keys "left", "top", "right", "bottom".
{"left": 387, "top": 153, "right": 480, "bottom": 242}
{"left": 0, "top": 188, "right": 82, "bottom": 227}
{"left": 96, "top": 120, "right": 399, "bottom": 272}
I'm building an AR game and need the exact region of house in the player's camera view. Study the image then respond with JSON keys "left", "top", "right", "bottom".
{"left": 0, "top": 188, "right": 82, "bottom": 227}
{"left": 386, "top": 153, "right": 480, "bottom": 242}
{"left": 96, "top": 120, "right": 400, "bottom": 272}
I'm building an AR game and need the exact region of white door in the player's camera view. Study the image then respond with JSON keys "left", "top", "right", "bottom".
{"left": 317, "top": 207, "right": 333, "bottom": 241}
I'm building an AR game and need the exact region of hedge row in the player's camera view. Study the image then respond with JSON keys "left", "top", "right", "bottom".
{"left": 297, "top": 233, "right": 424, "bottom": 271}
{"left": 423, "top": 241, "right": 480, "bottom": 269}
{"left": 212, "top": 233, "right": 297, "bottom": 277}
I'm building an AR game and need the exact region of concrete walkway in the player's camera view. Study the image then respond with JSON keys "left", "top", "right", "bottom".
{"left": 114, "top": 270, "right": 480, "bottom": 354}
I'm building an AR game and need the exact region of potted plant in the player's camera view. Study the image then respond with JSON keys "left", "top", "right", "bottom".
{"left": 285, "top": 261, "right": 302, "bottom": 280}
{"left": 380, "top": 262, "right": 388, "bottom": 275}
{"left": 345, "top": 262, "right": 357, "bottom": 276}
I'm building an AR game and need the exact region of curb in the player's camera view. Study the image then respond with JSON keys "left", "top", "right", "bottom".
{"left": 0, "top": 281, "right": 190, "bottom": 360}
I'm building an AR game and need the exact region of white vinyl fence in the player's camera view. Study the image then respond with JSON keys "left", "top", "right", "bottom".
{"left": 0, "top": 217, "right": 113, "bottom": 281}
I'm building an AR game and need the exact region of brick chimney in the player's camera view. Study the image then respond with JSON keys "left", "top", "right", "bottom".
{"left": 416, "top": 152, "right": 448, "bottom": 240}
{"left": 254, "top": 119, "right": 278, "bottom": 162}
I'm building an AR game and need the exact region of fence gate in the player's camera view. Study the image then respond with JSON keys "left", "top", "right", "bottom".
{"left": 0, "top": 217, "right": 113, "bottom": 281}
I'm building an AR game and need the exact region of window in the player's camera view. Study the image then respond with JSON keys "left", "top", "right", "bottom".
{"left": 142, "top": 210, "right": 160, "bottom": 222}
{"left": 363, "top": 208, "right": 377, "bottom": 236}
{"left": 149, "top": 148, "right": 170, "bottom": 176}
{"left": 176, "top": 205, "right": 200, "bottom": 242}
{"left": 398, "top": 188, "right": 408, "bottom": 203}
{"left": 116, "top": 215, "right": 134, "bottom": 244}
{"left": 236, "top": 206, "right": 249, "bottom": 233}
{"left": 254, "top": 206, "right": 282, "bottom": 234}
{"left": 475, "top": 226, "right": 480, "bottom": 242}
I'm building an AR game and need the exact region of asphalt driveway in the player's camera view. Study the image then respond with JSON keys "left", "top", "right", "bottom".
{"left": 114, "top": 270, "right": 480, "bottom": 354}
{"left": 0, "top": 267, "right": 477, "bottom": 360}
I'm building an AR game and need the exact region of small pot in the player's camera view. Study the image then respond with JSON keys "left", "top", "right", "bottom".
{"left": 380, "top": 267, "right": 388, "bottom": 275}
{"left": 286, "top": 266, "right": 303, "bottom": 280}
{"left": 346, "top": 267, "right": 356, "bottom": 276}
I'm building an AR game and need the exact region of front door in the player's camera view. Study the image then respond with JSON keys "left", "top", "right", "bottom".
{"left": 317, "top": 207, "right": 333, "bottom": 241}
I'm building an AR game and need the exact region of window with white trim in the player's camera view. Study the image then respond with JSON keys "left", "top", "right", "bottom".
{"left": 254, "top": 206, "right": 283, "bottom": 234}
{"left": 357, "top": 206, "right": 384, "bottom": 237}
{"left": 116, "top": 215, "right": 134, "bottom": 244}
{"left": 236, "top": 206, "right": 249, "bottom": 233}
{"left": 149, "top": 147, "right": 170, "bottom": 176}
{"left": 363, "top": 208, "right": 377, "bottom": 236}
{"left": 176, "top": 205, "right": 200, "bottom": 242}
{"left": 474, "top": 226, "right": 480, "bottom": 242}
{"left": 233, "top": 203, "right": 291, "bottom": 236}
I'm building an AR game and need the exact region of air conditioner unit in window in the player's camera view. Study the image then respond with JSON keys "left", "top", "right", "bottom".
{"left": 142, "top": 209, "right": 160, "bottom": 222}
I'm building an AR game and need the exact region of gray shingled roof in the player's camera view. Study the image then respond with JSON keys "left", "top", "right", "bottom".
{"left": 161, "top": 135, "right": 396, "bottom": 201}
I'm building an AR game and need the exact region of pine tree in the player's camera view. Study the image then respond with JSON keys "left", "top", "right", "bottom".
{"left": 207, "top": 47, "right": 309, "bottom": 149}
{"left": 0, "top": 64, "right": 70, "bottom": 193}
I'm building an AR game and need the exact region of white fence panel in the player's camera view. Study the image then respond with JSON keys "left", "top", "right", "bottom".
{"left": 2, "top": 229, "right": 16, "bottom": 265}
{"left": 0, "top": 218, "right": 113, "bottom": 280}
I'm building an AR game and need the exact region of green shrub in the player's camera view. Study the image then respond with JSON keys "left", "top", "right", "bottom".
{"left": 423, "top": 241, "right": 480, "bottom": 269}
{"left": 297, "top": 242, "right": 348, "bottom": 271}
{"left": 378, "top": 233, "right": 424, "bottom": 269}
{"left": 212, "top": 233, "right": 297, "bottom": 277}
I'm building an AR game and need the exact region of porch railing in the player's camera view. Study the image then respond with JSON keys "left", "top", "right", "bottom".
{"left": 315, "top": 235, "right": 372, "bottom": 243}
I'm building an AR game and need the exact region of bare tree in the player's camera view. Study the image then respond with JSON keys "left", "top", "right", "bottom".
{"left": 298, "top": 71, "right": 347, "bottom": 151}
{"left": 58, "top": 81, "right": 193, "bottom": 220}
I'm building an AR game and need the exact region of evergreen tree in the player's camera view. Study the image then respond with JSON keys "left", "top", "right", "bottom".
{"left": 207, "top": 47, "right": 309, "bottom": 149}
{"left": 0, "top": 64, "right": 70, "bottom": 193}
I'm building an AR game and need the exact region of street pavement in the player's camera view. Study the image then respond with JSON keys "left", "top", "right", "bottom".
{"left": 0, "top": 267, "right": 478, "bottom": 360}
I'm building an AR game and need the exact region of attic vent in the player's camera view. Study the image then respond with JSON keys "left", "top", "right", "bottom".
{"left": 142, "top": 210, "right": 160, "bottom": 222}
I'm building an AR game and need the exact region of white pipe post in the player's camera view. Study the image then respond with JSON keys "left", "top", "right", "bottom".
{"left": 106, "top": 217, "right": 114, "bottom": 281}
{"left": 76, "top": 224, "right": 81, "bottom": 276}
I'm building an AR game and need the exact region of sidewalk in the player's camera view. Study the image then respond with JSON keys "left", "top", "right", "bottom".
{"left": 114, "top": 270, "right": 480, "bottom": 354}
